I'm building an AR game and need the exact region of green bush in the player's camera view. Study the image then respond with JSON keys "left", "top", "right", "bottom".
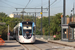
{"left": 54, "top": 34, "right": 61, "bottom": 40}
{"left": 36, "top": 30, "right": 41, "bottom": 35}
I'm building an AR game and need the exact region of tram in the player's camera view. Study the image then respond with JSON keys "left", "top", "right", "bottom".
{"left": 13, "top": 21, "right": 35, "bottom": 43}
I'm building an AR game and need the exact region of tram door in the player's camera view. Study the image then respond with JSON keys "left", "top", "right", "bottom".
{"left": 63, "top": 29, "right": 67, "bottom": 38}
{"left": 62, "top": 25, "right": 68, "bottom": 40}
{"left": 68, "top": 27, "right": 73, "bottom": 40}
{"left": 68, "top": 24, "right": 75, "bottom": 41}
{"left": 74, "top": 29, "right": 75, "bottom": 39}
{"left": 62, "top": 29, "right": 68, "bottom": 39}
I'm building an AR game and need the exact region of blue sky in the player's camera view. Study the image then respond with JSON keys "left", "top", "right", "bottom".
{"left": 0, "top": 0, "right": 74, "bottom": 16}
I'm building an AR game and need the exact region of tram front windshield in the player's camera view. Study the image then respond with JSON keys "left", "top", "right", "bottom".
{"left": 22, "top": 22, "right": 32, "bottom": 37}
{"left": 23, "top": 30, "right": 32, "bottom": 34}
{"left": 23, "top": 26, "right": 32, "bottom": 36}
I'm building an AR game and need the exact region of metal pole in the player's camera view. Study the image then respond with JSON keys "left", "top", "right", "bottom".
{"left": 22, "top": 13, "right": 24, "bottom": 21}
{"left": 63, "top": 0, "right": 66, "bottom": 24}
{"left": 8, "top": 25, "right": 9, "bottom": 41}
{"left": 35, "top": 12, "right": 36, "bottom": 34}
{"left": 68, "top": 26, "right": 69, "bottom": 42}
{"left": 41, "top": 6, "right": 43, "bottom": 36}
{"left": 49, "top": 0, "right": 50, "bottom": 36}
{"left": 71, "top": 3, "right": 74, "bottom": 40}
{"left": 73, "top": 3, "right": 74, "bottom": 39}
{"left": 33, "top": 14, "right": 34, "bottom": 22}
{"left": 73, "top": 3, "right": 74, "bottom": 22}
{"left": 27, "top": 13, "right": 28, "bottom": 16}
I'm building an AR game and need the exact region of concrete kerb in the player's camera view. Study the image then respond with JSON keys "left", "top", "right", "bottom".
{"left": 36, "top": 38, "right": 75, "bottom": 48}
{"left": 48, "top": 41, "right": 75, "bottom": 47}
{"left": 1, "top": 40, "right": 26, "bottom": 50}
{"left": 36, "top": 37, "right": 48, "bottom": 42}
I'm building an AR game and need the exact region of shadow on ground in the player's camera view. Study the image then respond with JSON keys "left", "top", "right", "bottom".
{"left": 21, "top": 40, "right": 47, "bottom": 45}
{"left": 5, "top": 41, "right": 17, "bottom": 43}
{"left": 5, "top": 40, "right": 16, "bottom": 43}
{"left": 0, "top": 45, "right": 21, "bottom": 48}
{"left": 34, "top": 40, "right": 47, "bottom": 44}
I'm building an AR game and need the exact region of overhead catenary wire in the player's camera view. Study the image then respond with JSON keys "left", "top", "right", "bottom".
{"left": 25, "top": 0, "right": 31, "bottom": 8}
{"left": 35, "top": 0, "right": 58, "bottom": 8}
{"left": 51, "top": 6, "right": 62, "bottom": 9}
{"left": 27, "top": 0, "right": 33, "bottom": 6}
{"left": 44, "top": 0, "right": 57, "bottom": 7}
{"left": 5, "top": 0, "right": 25, "bottom": 7}
{"left": 50, "top": 0, "right": 61, "bottom": 7}
{"left": 0, "top": 6, "right": 14, "bottom": 8}
{"left": 34, "top": 0, "right": 49, "bottom": 8}
{"left": 50, "top": 0, "right": 57, "bottom": 6}
{"left": 0, "top": 0, "right": 15, "bottom": 8}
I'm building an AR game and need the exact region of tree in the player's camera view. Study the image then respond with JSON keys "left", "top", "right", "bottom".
{"left": 0, "top": 12, "right": 21, "bottom": 39}
{"left": 36, "top": 13, "right": 62, "bottom": 36}
{"left": 66, "top": 15, "right": 69, "bottom": 17}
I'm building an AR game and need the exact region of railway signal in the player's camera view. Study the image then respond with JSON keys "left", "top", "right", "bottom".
{"left": 40, "top": 12, "right": 42, "bottom": 14}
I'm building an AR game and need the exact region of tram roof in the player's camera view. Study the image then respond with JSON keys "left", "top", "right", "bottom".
{"left": 14, "top": 21, "right": 34, "bottom": 29}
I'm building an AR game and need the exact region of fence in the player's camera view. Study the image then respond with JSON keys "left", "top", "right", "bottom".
{"left": 35, "top": 35, "right": 54, "bottom": 40}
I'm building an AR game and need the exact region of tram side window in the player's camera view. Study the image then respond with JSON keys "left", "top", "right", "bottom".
{"left": 33, "top": 27, "right": 35, "bottom": 35}
{"left": 19, "top": 27, "right": 22, "bottom": 35}
{"left": 16, "top": 27, "right": 18, "bottom": 36}
{"left": 33, "top": 27, "right": 35, "bottom": 31}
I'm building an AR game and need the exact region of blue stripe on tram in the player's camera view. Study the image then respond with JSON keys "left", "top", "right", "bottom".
{"left": 32, "top": 22, "right": 34, "bottom": 36}
{"left": 20, "top": 23, "right": 23, "bottom": 36}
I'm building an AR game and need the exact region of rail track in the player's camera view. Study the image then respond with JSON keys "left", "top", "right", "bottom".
{"left": 21, "top": 42, "right": 64, "bottom": 50}
{"left": 22, "top": 44, "right": 42, "bottom": 50}
{"left": 19, "top": 40, "right": 75, "bottom": 50}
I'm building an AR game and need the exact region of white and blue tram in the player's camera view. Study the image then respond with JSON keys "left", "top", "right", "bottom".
{"left": 14, "top": 21, "right": 35, "bottom": 43}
